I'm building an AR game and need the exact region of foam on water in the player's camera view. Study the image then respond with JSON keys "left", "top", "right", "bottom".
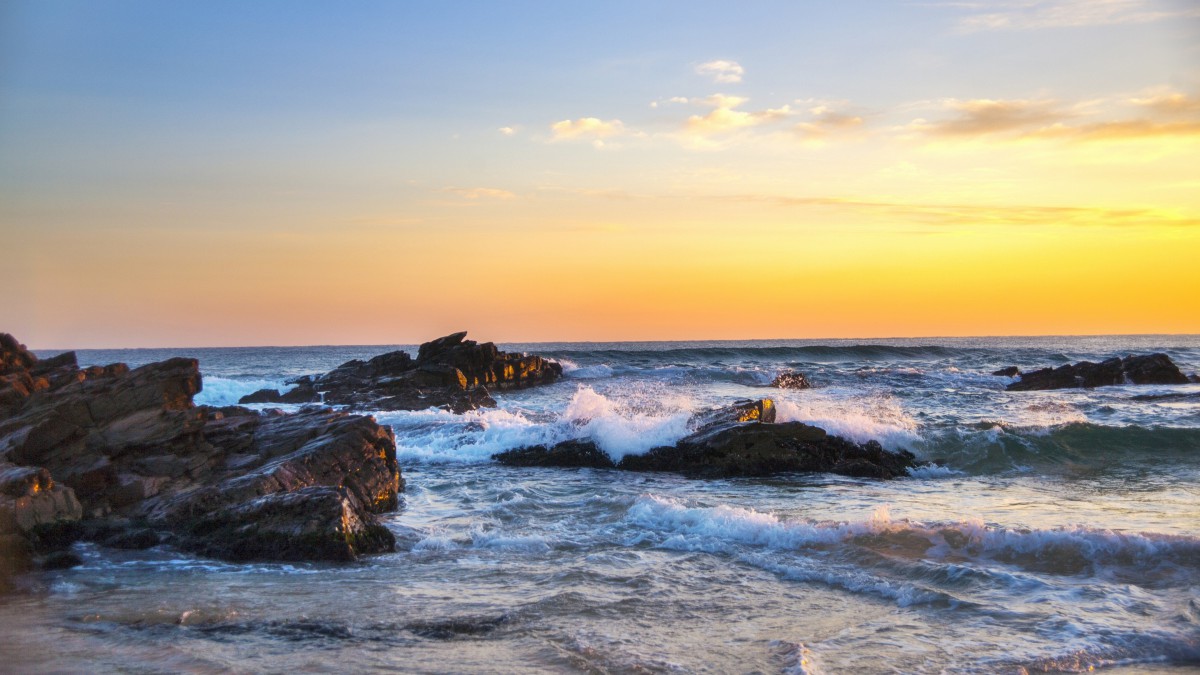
{"left": 625, "top": 496, "right": 1200, "bottom": 582}
{"left": 380, "top": 384, "right": 695, "bottom": 463}
{"left": 774, "top": 396, "right": 922, "bottom": 451}
{"left": 194, "top": 377, "right": 287, "bottom": 407}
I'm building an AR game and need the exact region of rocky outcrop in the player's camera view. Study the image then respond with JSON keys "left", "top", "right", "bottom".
{"left": 1007, "top": 354, "right": 1189, "bottom": 391}
{"left": 992, "top": 366, "right": 1020, "bottom": 377}
{"left": 494, "top": 399, "right": 920, "bottom": 479}
{"left": 770, "top": 372, "right": 812, "bottom": 389}
{"left": 237, "top": 383, "right": 321, "bottom": 405}
{"left": 0, "top": 333, "right": 403, "bottom": 586}
{"left": 304, "top": 331, "right": 562, "bottom": 413}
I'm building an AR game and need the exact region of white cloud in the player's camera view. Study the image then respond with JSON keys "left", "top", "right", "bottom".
{"left": 498, "top": 126, "right": 517, "bottom": 136}
{"left": 550, "top": 117, "right": 626, "bottom": 141}
{"left": 695, "top": 60, "right": 745, "bottom": 84}
{"left": 684, "top": 95, "right": 794, "bottom": 136}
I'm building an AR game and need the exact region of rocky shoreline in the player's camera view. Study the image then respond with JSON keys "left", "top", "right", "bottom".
{"left": 0, "top": 334, "right": 401, "bottom": 588}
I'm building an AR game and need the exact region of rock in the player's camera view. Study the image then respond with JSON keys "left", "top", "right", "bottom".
{"left": 493, "top": 440, "right": 616, "bottom": 469}
{"left": 496, "top": 399, "right": 920, "bottom": 480}
{"left": 0, "top": 333, "right": 404, "bottom": 575}
{"left": 312, "top": 331, "right": 562, "bottom": 413}
{"left": 39, "top": 550, "right": 82, "bottom": 570}
{"left": 175, "top": 486, "right": 394, "bottom": 562}
{"left": 992, "top": 366, "right": 1020, "bottom": 377}
{"left": 239, "top": 388, "right": 284, "bottom": 404}
{"left": 1008, "top": 353, "right": 1189, "bottom": 391}
{"left": 770, "top": 372, "right": 812, "bottom": 389}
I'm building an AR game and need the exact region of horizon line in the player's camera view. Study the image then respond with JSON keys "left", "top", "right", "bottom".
{"left": 24, "top": 331, "right": 1200, "bottom": 353}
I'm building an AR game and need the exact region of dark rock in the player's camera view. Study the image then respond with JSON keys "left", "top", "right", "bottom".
{"left": 0, "top": 333, "right": 404, "bottom": 574}
{"left": 992, "top": 366, "right": 1020, "bottom": 377}
{"left": 102, "top": 527, "right": 160, "bottom": 550}
{"left": 770, "top": 371, "right": 812, "bottom": 389}
{"left": 312, "top": 331, "right": 562, "bottom": 413}
{"left": 177, "top": 486, "right": 395, "bottom": 562}
{"left": 1008, "top": 353, "right": 1189, "bottom": 391}
{"left": 239, "top": 388, "right": 284, "bottom": 404}
{"left": 493, "top": 440, "right": 616, "bottom": 469}
{"left": 496, "top": 399, "right": 920, "bottom": 480}
{"left": 39, "top": 550, "right": 82, "bottom": 570}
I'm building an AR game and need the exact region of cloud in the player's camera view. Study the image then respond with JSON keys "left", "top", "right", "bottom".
{"left": 904, "top": 91, "right": 1200, "bottom": 143}
{"left": 723, "top": 193, "right": 1200, "bottom": 229}
{"left": 550, "top": 117, "right": 626, "bottom": 141}
{"left": 498, "top": 126, "right": 517, "bottom": 136}
{"left": 907, "top": 98, "right": 1065, "bottom": 137}
{"left": 795, "top": 105, "right": 866, "bottom": 139}
{"left": 444, "top": 187, "right": 516, "bottom": 200}
{"left": 1130, "top": 91, "right": 1200, "bottom": 116}
{"left": 684, "top": 95, "right": 793, "bottom": 136}
{"left": 695, "top": 60, "right": 745, "bottom": 83}
{"left": 951, "top": 0, "right": 1200, "bottom": 32}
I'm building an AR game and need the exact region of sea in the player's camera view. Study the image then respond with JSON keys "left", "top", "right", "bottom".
{"left": 3, "top": 335, "right": 1199, "bottom": 674}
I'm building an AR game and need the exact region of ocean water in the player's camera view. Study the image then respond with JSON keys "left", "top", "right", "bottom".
{"left": 3, "top": 335, "right": 1200, "bottom": 673}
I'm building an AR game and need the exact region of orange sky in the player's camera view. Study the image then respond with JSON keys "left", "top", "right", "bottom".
{"left": 3, "top": 2, "right": 1199, "bottom": 347}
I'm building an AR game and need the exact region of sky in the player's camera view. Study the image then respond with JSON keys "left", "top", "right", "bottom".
{"left": 2, "top": 0, "right": 1198, "bottom": 348}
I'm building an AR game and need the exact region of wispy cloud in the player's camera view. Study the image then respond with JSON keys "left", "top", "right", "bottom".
{"left": 794, "top": 105, "right": 866, "bottom": 139}
{"left": 950, "top": 0, "right": 1200, "bottom": 32}
{"left": 906, "top": 98, "right": 1066, "bottom": 137}
{"left": 695, "top": 60, "right": 745, "bottom": 83}
{"left": 444, "top": 187, "right": 517, "bottom": 200}
{"left": 724, "top": 193, "right": 1200, "bottom": 228}
{"left": 903, "top": 91, "right": 1200, "bottom": 142}
{"left": 498, "top": 126, "right": 518, "bottom": 136}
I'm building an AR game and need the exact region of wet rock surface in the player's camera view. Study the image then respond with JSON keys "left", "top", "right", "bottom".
{"left": 0, "top": 333, "right": 403, "bottom": 586}
{"left": 1007, "top": 353, "right": 1189, "bottom": 391}
{"left": 770, "top": 371, "right": 813, "bottom": 389}
{"left": 494, "top": 399, "right": 920, "bottom": 479}
{"left": 300, "top": 331, "right": 562, "bottom": 413}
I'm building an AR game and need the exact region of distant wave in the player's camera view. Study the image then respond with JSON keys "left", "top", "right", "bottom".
{"left": 543, "top": 345, "right": 997, "bottom": 362}
{"left": 922, "top": 422, "right": 1200, "bottom": 474}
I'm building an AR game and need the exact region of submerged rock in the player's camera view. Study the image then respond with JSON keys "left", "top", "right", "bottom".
{"left": 1007, "top": 353, "right": 1189, "bottom": 391}
{"left": 494, "top": 399, "right": 920, "bottom": 479}
{"left": 310, "top": 331, "right": 561, "bottom": 413}
{"left": 770, "top": 371, "right": 813, "bottom": 389}
{"left": 0, "top": 332, "right": 403, "bottom": 582}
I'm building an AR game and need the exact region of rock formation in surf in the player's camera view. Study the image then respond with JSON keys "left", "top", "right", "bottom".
{"left": 238, "top": 331, "right": 563, "bottom": 413}
{"left": 494, "top": 398, "right": 920, "bottom": 479}
{"left": 770, "top": 371, "right": 812, "bottom": 389}
{"left": 1006, "top": 353, "right": 1189, "bottom": 391}
{"left": 0, "top": 333, "right": 402, "bottom": 586}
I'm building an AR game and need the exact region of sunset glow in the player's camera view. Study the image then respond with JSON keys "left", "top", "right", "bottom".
{"left": 3, "top": 1, "right": 1198, "bottom": 347}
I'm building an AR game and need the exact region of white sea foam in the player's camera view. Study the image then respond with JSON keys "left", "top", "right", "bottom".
{"left": 562, "top": 385, "right": 693, "bottom": 460}
{"left": 774, "top": 396, "right": 921, "bottom": 451}
{"left": 625, "top": 495, "right": 1200, "bottom": 576}
{"left": 380, "top": 385, "right": 694, "bottom": 464}
{"left": 194, "top": 377, "right": 287, "bottom": 407}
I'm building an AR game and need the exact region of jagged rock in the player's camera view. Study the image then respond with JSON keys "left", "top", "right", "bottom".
{"left": 495, "top": 399, "right": 920, "bottom": 479}
{"left": 312, "top": 331, "right": 561, "bottom": 413}
{"left": 1008, "top": 353, "right": 1189, "bottom": 391}
{"left": 175, "top": 486, "right": 395, "bottom": 563}
{"left": 0, "top": 333, "right": 403, "bottom": 579}
{"left": 237, "top": 382, "right": 321, "bottom": 405}
{"left": 770, "top": 372, "right": 812, "bottom": 389}
{"left": 992, "top": 366, "right": 1020, "bottom": 377}
{"left": 493, "top": 440, "right": 616, "bottom": 469}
